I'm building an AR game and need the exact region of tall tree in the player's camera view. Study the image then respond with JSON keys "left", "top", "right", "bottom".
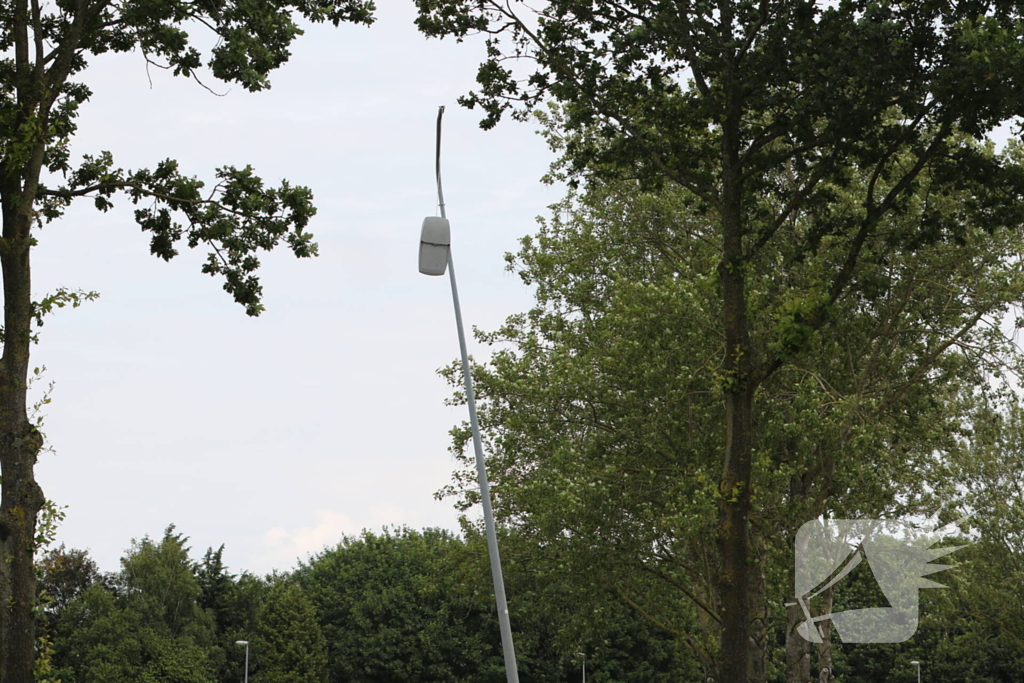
{"left": 36, "top": 545, "right": 103, "bottom": 623}
{"left": 0, "top": 0, "right": 375, "bottom": 678}
{"left": 293, "top": 527, "right": 507, "bottom": 683}
{"left": 196, "top": 546, "right": 234, "bottom": 632}
{"left": 252, "top": 582, "right": 327, "bottom": 683}
{"left": 448, "top": 524, "right": 705, "bottom": 682}
{"left": 52, "top": 527, "right": 221, "bottom": 683}
{"left": 414, "top": 2, "right": 1024, "bottom": 679}
{"left": 214, "top": 571, "right": 269, "bottom": 683}
{"left": 439, "top": 113, "right": 1024, "bottom": 680}
{"left": 119, "top": 526, "right": 215, "bottom": 644}
{"left": 195, "top": 545, "right": 263, "bottom": 683}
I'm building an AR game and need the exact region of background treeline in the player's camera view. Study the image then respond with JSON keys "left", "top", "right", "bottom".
{"left": 34, "top": 514, "right": 1023, "bottom": 682}
{"left": 34, "top": 526, "right": 695, "bottom": 683}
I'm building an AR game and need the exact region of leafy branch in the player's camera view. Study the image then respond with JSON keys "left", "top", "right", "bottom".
{"left": 39, "top": 152, "right": 318, "bottom": 315}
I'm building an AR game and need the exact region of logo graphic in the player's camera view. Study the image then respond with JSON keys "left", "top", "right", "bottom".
{"left": 792, "top": 516, "right": 972, "bottom": 643}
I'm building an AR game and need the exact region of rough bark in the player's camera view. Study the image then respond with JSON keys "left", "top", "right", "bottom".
{"left": 783, "top": 442, "right": 835, "bottom": 683}
{"left": 0, "top": 222, "right": 45, "bottom": 683}
{"left": 0, "top": 17, "right": 52, "bottom": 672}
{"left": 0, "top": 0, "right": 77, "bottom": 675}
{"left": 815, "top": 587, "right": 835, "bottom": 683}
{"left": 747, "top": 531, "right": 768, "bottom": 682}
{"left": 785, "top": 599, "right": 811, "bottom": 683}
{"left": 716, "top": 46, "right": 758, "bottom": 680}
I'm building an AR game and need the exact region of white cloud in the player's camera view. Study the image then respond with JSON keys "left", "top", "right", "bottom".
{"left": 255, "top": 507, "right": 405, "bottom": 573}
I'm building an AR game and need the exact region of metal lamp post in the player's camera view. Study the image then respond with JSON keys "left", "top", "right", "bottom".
{"left": 418, "top": 105, "right": 520, "bottom": 683}
{"left": 235, "top": 640, "right": 249, "bottom": 683}
{"left": 910, "top": 660, "right": 920, "bottom": 683}
{"left": 576, "top": 652, "right": 586, "bottom": 683}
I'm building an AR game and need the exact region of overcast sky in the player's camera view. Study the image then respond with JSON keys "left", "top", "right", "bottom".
{"left": 33, "top": 1, "right": 562, "bottom": 576}
{"left": 29, "top": 1, "right": 1022, "bottom": 579}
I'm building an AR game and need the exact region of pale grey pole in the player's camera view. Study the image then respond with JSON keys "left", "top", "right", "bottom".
{"left": 235, "top": 641, "right": 248, "bottom": 683}
{"left": 910, "top": 660, "right": 920, "bottom": 683}
{"left": 427, "top": 105, "right": 520, "bottom": 683}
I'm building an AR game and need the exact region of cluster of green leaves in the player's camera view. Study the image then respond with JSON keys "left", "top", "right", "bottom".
{"left": 0, "top": 0, "right": 376, "bottom": 316}
{"left": 46, "top": 527, "right": 219, "bottom": 683}
{"left": 288, "top": 525, "right": 707, "bottom": 682}
{"left": 37, "top": 528, "right": 318, "bottom": 683}
{"left": 292, "top": 527, "right": 508, "bottom": 683}
{"left": 253, "top": 582, "right": 328, "bottom": 683}
{"left": 40, "top": 153, "right": 320, "bottom": 315}
{"left": 37, "top": 528, "right": 307, "bottom": 683}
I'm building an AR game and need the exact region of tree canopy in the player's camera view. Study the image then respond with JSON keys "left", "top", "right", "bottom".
{"left": 437, "top": 103, "right": 1024, "bottom": 680}
{"left": 31, "top": 514, "right": 1024, "bottom": 682}
{"left": 414, "top": 2, "right": 1024, "bottom": 679}
{"left": 0, "top": 0, "right": 376, "bottom": 679}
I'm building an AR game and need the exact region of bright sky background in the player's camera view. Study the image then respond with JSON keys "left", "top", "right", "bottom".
{"left": 32, "top": 2, "right": 562, "bottom": 577}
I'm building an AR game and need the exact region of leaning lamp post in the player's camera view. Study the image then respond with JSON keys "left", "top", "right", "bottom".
{"left": 418, "top": 105, "right": 520, "bottom": 683}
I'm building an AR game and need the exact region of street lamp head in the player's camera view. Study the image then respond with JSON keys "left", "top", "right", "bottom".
{"left": 910, "top": 661, "right": 919, "bottom": 664}
{"left": 419, "top": 216, "right": 450, "bottom": 276}
{"left": 235, "top": 641, "right": 248, "bottom": 645}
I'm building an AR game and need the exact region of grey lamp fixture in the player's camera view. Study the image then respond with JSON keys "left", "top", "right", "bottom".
{"left": 418, "top": 105, "right": 520, "bottom": 683}
{"left": 910, "top": 660, "right": 921, "bottom": 683}
{"left": 418, "top": 104, "right": 451, "bottom": 276}
{"left": 419, "top": 216, "right": 450, "bottom": 275}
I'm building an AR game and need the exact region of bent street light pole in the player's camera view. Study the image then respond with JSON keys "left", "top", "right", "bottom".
{"left": 418, "top": 105, "right": 520, "bottom": 683}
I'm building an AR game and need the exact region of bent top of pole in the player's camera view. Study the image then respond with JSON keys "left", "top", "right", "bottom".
{"left": 436, "top": 105, "right": 446, "bottom": 220}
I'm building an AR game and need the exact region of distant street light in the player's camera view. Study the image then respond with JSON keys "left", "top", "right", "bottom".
{"left": 576, "top": 652, "right": 586, "bottom": 683}
{"left": 910, "top": 660, "right": 921, "bottom": 683}
{"left": 235, "top": 641, "right": 249, "bottom": 683}
{"left": 418, "top": 105, "right": 520, "bottom": 683}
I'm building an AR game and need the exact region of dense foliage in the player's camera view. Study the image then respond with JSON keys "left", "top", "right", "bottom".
{"left": 35, "top": 510, "right": 1024, "bottom": 682}
{"left": 413, "top": 1, "right": 1024, "bottom": 678}
{"left": 432, "top": 105, "right": 1024, "bottom": 681}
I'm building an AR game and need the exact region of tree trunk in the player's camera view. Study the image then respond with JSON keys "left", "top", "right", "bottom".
{"left": 786, "top": 515, "right": 814, "bottom": 683}
{"left": 716, "top": 88, "right": 756, "bottom": 680}
{"left": 786, "top": 599, "right": 811, "bottom": 683}
{"left": 815, "top": 587, "right": 835, "bottom": 683}
{"left": 2, "top": 1, "right": 91, "bottom": 679}
{"left": 0, "top": 202, "right": 45, "bottom": 683}
{"left": 747, "top": 530, "right": 767, "bottom": 682}
{"left": 717, "top": 371, "right": 756, "bottom": 683}
{"left": 785, "top": 451, "right": 833, "bottom": 683}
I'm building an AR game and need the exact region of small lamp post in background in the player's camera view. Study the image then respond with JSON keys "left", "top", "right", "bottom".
{"left": 575, "top": 652, "right": 586, "bottom": 683}
{"left": 235, "top": 640, "right": 249, "bottom": 683}
{"left": 910, "top": 660, "right": 921, "bottom": 683}
{"left": 418, "top": 105, "right": 520, "bottom": 683}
